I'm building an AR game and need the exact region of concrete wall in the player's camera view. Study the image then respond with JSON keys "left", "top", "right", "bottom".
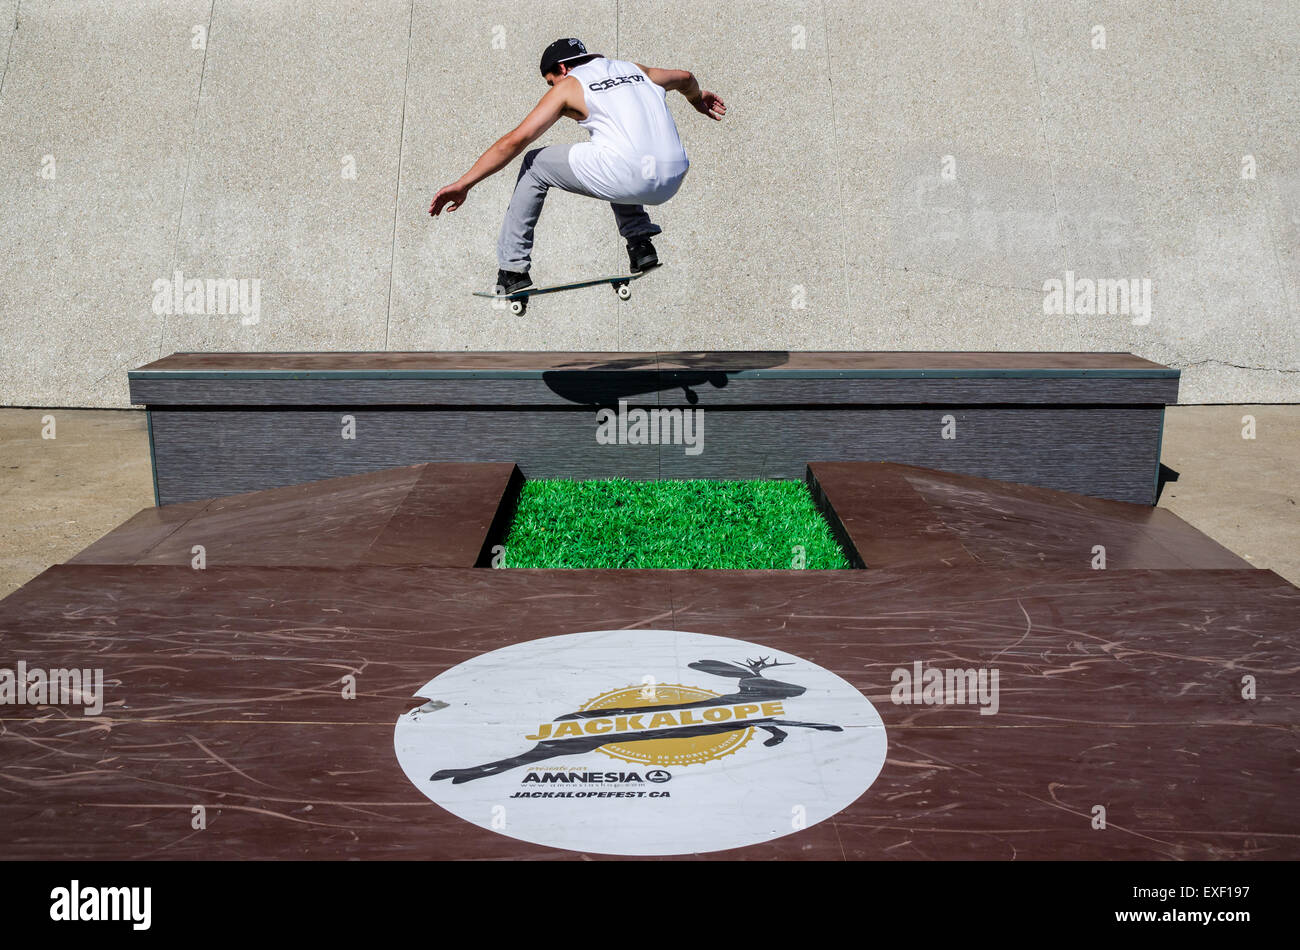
{"left": 1, "top": 0, "right": 1296, "bottom": 407}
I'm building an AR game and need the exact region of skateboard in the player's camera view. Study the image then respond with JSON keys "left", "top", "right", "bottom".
{"left": 472, "top": 271, "right": 646, "bottom": 316}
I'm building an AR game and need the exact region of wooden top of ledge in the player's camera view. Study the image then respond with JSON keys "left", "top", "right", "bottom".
{"left": 132, "top": 350, "right": 1177, "bottom": 378}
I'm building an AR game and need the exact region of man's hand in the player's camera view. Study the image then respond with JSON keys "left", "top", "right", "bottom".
{"left": 430, "top": 181, "right": 469, "bottom": 216}
{"left": 690, "top": 90, "right": 726, "bottom": 120}
{"left": 637, "top": 65, "right": 726, "bottom": 121}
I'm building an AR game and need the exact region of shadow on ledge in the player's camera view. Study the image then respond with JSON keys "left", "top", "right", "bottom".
{"left": 541, "top": 351, "right": 790, "bottom": 405}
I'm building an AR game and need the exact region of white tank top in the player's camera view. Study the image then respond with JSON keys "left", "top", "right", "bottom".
{"left": 565, "top": 58, "right": 690, "bottom": 201}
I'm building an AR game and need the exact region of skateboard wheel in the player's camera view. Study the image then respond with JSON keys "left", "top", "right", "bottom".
{"left": 510, "top": 300, "right": 525, "bottom": 316}
{"left": 616, "top": 284, "right": 631, "bottom": 300}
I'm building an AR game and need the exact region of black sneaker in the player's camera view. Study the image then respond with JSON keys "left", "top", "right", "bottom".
{"left": 495, "top": 268, "right": 533, "bottom": 294}
{"left": 627, "top": 239, "right": 659, "bottom": 273}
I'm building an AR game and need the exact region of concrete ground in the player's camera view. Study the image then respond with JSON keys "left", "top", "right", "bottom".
{"left": 0, "top": 405, "right": 1295, "bottom": 600}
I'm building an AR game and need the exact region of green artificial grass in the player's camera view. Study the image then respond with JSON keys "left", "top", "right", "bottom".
{"left": 500, "top": 478, "right": 851, "bottom": 570}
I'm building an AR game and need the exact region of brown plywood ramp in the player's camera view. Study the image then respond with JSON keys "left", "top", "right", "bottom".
{"left": 0, "top": 565, "right": 1295, "bottom": 860}
{"left": 69, "top": 462, "right": 521, "bottom": 568}
{"left": 807, "top": 461, "right": 1251, "bottom": 570}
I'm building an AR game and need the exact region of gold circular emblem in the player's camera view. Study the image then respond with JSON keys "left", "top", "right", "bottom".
{"left": 580, "top": 683, "right": 754, "bottom": 766}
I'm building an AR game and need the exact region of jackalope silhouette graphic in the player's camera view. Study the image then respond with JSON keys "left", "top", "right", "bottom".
{"left": 429, "top": 656, "right": 843, "bottom": 784}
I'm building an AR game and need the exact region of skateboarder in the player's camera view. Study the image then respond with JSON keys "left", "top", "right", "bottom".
{"left": 429, "top": 38, "right": 726, "bottom": 295}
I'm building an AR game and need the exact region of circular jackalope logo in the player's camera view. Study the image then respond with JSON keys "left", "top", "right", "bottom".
{"left": 393, "top": 629, "right": 888, "bottom": 856}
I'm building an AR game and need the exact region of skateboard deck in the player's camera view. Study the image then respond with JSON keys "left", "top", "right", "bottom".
{"left": 473, "top": 271, "right": 646, "bottom": 315}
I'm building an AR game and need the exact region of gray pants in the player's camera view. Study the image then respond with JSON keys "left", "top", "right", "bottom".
{"left": 497, "top": 144, "right": 662, "bottom": 273}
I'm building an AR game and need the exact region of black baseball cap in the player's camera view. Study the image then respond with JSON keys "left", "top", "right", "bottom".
{"left": 539, "top": 38, "right": 599, "bottom": 76}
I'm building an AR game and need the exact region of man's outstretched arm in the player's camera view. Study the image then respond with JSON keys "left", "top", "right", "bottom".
{"left": 636, "top": 65, "right": 726, "bottom": 120}
{"left": 430, "top": 82, "right": 570, "bottom": 216}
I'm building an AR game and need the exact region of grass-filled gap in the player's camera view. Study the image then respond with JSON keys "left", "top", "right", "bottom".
{"left": 500, "top": 478, "right": 850, "bottom": 569}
